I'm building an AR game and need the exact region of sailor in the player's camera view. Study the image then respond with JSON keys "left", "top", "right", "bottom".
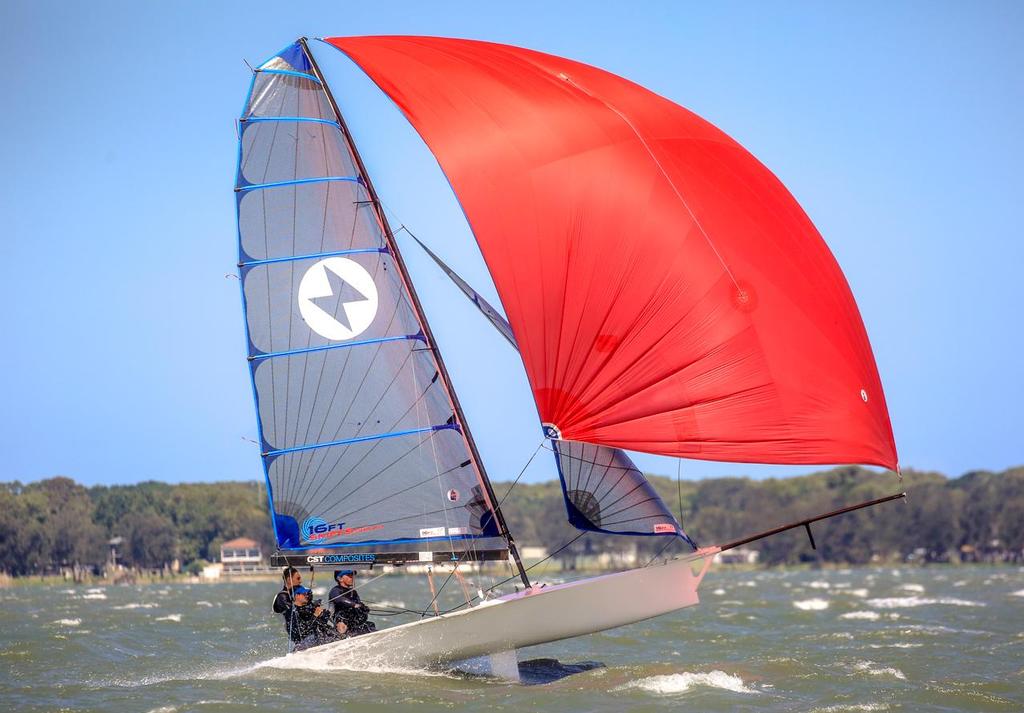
{"left": 328, "top": 569, "right": 376, "bottom": 636}
{"left": 288, "top": 586, "right": 343, "bottom": 650}
{"left": 272, "top": 567, "right": 343, "bottom": 650}
{"left": 272, "top": 566, "right": 302, "bottom": 622}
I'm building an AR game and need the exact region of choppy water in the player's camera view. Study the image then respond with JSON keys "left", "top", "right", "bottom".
{"left": 2, "top": 566, "right": 1022, "bottom": 712}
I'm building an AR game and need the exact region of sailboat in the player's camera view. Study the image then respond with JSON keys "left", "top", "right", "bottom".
{"left": 233, "top": 36, "right": 902, "bottom": 669}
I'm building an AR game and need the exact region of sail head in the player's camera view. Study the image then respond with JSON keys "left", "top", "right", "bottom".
{"left": 234, "top": 41, "right": 507, "bottom": 559}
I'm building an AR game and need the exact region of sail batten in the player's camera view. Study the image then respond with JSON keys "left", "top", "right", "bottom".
{"left": 263, "top": 423, "right": 459, "bottom": 457}
{"left": 236, "top": 176, "right": 361, "bottom": 192}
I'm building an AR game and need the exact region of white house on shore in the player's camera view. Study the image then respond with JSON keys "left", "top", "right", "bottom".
{"left": 220, "top": 537, "right": 264, "bottom": 574}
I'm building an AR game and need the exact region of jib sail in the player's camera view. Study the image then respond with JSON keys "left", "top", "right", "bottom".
{"left": 413, "top": 235, "right": 692, "bottom": 543}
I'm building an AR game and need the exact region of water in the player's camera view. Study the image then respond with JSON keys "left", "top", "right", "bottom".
{"left": 2, "top": 566, "right": 1022, "bottom": 712}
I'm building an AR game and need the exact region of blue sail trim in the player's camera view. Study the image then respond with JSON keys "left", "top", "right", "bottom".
{"left": 248, "top": 333, "right": 425, "bottom": 362}
{"left": 242, "top": 116, "right": 340, "bottom": 127}
{"left": 258, "top": 40, "right": 310, "bottom": 71}
{"left": 258, "top": 68, "right": 320, "bottom": 83}
{"left": 236, "top": 175, "right": 360, "bottom": 193}
{"left": 239, "top": 246, "right": 387, "bottom": 268}
{"left": 263, "top": 423, "right": 461, "bottom": 458}
{"left": 235, "top": 57, "right": 283, "bottom": 547}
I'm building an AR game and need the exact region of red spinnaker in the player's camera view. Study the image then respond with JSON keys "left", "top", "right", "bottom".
{"left": 326, "top": 36, "right": 898, "bottom": 470}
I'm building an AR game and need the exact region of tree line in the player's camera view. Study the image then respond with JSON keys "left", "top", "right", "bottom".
{"left": 1, "top": 465, "right": 1021, "bottom": 576}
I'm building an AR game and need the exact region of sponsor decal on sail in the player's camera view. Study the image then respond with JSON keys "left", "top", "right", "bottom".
{"left": 298, "top": 257, "right": 379, "bottom": 341}
{"left": 302, "top": 516, "right": 385, "bottom": 542}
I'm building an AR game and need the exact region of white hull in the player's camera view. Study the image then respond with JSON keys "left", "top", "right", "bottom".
{"left": 289, "top": 553, "right": 713, "bottom": 669}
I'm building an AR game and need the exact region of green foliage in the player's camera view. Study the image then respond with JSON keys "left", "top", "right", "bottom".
{"left": 496, "top": 466, "right": 1024, "bottom": 565}
{"left": 0, "top": 466, "right": 1021, "bottom": 575}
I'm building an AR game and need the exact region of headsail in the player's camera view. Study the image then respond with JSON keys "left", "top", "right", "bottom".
{"left": 411, "top": 234, "right": 692, "bottom": 543}
{"left": 234, "top": 41, "right": 509, "bottom": 562}
{"left": 326, "top": 36, "right": 898, "bottom": 471}
{"left": 552, "top": 440, "right": 695, "bottom": 545}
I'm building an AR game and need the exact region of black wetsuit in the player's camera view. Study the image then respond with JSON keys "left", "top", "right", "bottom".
{"left": 328, "top": 584, "right": 376, "bottom": 635}
{"left": 272, "top": 588, "right": 339, "bottom": 650}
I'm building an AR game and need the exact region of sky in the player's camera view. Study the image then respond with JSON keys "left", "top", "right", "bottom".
{"left": 2, "top": 1, "right": 1021, "bottom": 488}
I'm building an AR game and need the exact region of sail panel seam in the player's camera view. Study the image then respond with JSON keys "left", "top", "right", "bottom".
{"left": 264, "top": 423, "right": 460, "bottom": 457}
{"left": 236, "top": 176, "right": 360, "bottom": 192}
{"left": 242, "top": 116, "right": 339, "bottom": 127}
{"left": 257, "top": 68, "right": 321, "bottom": 83}
{"left": 249, "top": 333, "right": 425, "bottom": 361}
{"left": 240, "top": 246, "right": 388, "bottom": 267}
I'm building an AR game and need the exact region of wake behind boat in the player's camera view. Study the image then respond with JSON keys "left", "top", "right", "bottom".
{"left": 232, "top": 36, "right": 902, "bottom": 670}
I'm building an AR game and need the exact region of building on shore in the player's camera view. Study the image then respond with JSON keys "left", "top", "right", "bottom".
{"left": 220, "top": 537, "right": 264, "bottom": 574}
{"left": 713, "top": 548, "right": 760, "bottom": 565}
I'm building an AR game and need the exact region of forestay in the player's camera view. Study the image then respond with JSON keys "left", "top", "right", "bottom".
{"left": 234, "top": 42, "right": 506, "bottom": 558}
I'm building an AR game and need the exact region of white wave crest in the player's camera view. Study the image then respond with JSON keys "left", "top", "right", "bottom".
{"left": 112, "top": 603, "right": 159, "bottom": 610}
{"left": 812, "top": 704, "right": 889, "bottom": 712}
{"left": 617, "top": 670, "right": 754, "bottom": 694}
{"left": 373, "top": 599, "right": 407, "bottom": 609}
{"left": 54, "top": 618, "right": 81, "bottom": 626}
{"left": 1010, "top": 589, "right": 1024, "bottom": 597}
{"left": 257, "top": 642, "right": 451, "bottom": 678}
{"left": 840, "top": 611, "right": 880, "bottom": 621}
{"left": 156, "top": 614, "right": 182, "bottom": 622}
{"left": 794, "top": 598, "right": 830, "bottom": 611}
{"left": 81, "top": 593, "right": 107, "bottom": 600}
{"left": 809, "top": 581, "right": 831, "bottom": 589}
{"left": 853, "top": 661, "right": 906, "bottom": 680}
{"left": 898, "top": 583, "right": 925, "bottom": 593}
{"left": 866, "top": 596, "right": 984, "bottom": 609}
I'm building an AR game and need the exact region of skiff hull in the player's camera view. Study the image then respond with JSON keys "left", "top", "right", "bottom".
{"left": 288, "top": 554, "right": 712, "bottom": 669}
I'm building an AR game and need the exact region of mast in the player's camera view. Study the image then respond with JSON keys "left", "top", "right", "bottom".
{"left": 299, "top": 38, "right": 531, "bottom": 589}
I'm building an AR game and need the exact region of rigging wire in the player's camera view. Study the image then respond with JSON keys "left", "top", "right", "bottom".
{"left": 496, "top": 440, "right": 544, "bottom": 509}
{"left": 412, "top": 441, "right": 546, "bottom": 614}
{"left": 433, "top": 532, "right": 588, "bottom": 617}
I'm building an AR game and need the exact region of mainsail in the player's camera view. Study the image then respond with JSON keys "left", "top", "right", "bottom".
{"left": 234, "top": 41, "right": 511, "bottom": 564}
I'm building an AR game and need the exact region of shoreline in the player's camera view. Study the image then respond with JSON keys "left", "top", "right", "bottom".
{"left": 3, "top": 560, "right": 1020, "bottom": 588}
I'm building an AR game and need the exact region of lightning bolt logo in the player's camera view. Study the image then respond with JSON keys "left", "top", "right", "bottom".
{"left": 298, "top": 257, "right": 379, "bottom": 341}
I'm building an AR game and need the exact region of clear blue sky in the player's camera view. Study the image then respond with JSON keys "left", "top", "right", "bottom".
{"left": 2, "top": 1, "right": 1021, "bottom": 487}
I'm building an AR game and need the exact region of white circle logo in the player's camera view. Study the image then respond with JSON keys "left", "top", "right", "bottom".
{"left": 298, "top": 257, "right": 378, "bottom": 341}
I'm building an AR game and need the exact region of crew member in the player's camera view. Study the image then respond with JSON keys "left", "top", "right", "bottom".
{"left": 289, "top": 586, "right": 343, "bottom": 650}
{"left": 328, "top": 569, "right": 376, "bottom": 636}
{"left": 272, "top": 567, "right": 345, "bottom": 650}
